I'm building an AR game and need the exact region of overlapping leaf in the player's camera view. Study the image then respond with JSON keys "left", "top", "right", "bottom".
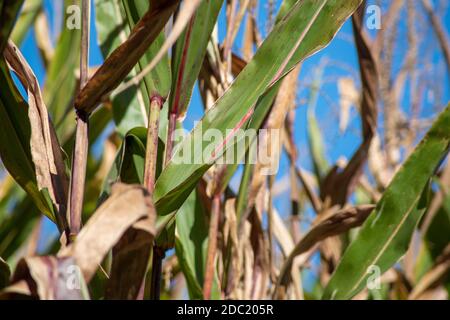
{"left": 0, "top": 57, "right": 58, "bottom": 221}
{"left": 76, "top": 0, "right": 179, "bottom": 114}
{"left": 154, "top": 0, "right": 362, "bottom": 216}
{"left": 323, "top": 104, "right": 450, "bottom": 300}
{"left": 4, "top": 41, "right": 68, "bottom": 227}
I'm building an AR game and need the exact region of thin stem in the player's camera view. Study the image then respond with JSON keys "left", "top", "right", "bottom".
{"left": 69, "top": 112, "right": 89, "bottom": 237}
{"left": 203, "top": 193, "right": 221, "bottom": 299}
{"left": 144, "top": 95, "right": 163, "bottom": 300}
{"left": 68, "top": 0, "right": 90, "bottom": 238}
{"left": 144, "top": 3, "right": 196, "bottom": 300}
{"left": 144, "top": 96, "right": 163, "bottom": 193}
{"left": 150, "top": 95, "right": 171, "bottom": 299}
{"left": 149, "top": 246, "right": 165, "bottom": 300}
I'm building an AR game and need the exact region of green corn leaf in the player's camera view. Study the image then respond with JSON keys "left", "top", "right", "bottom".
{"left": 95, "top": 0, "right": 172, "bottom": 136}
{"left": 0, "top": 257, "right": 10, "bottom": 289}
{"left": 307, "top": 65, "right": 329, "bottom": 181}
{"left": 10, "top": 0, "right": 43, "bottom": 46}
{"left": 44, "top": 0, "right": 81, "bottom": 133}
{"left": 414, "top": 186, "right": 450, "bottom": 283}
{"left": 322, "top": 104, "right": 450, "bottom": 300}
{"left": 122, "top": 0, "right": 171, "bottom": 99}
{"left": 76, "top": 0, "right": 179, "bottom": 114}
{"left": 0, "top": 0, "right": 24, "bottom": 52}
{"left": 169, "top": 0, "right": 222, "bottom": 119}
{"left": 98, "top": 126, "right": 165, "bottom": 204}
{"left": 276, "top": 0, "right": 298, "bottom": 22}
{"left": 175, "top": 190, "right": 221, "bottom": 299}
{"left": 154, "top": 0, "right": 362, "bottom": 217}
{"left": 0, "top": 195, "right": 40, "bottom": 260}
{"left": 94, "top": 0, "right": 147, "bottom": 135}
{"left": 222, "top": 0, "right": 306, "bottom": 199}
{"left": 221, "top": 81, "right": 280, "bottom": 195}
{"left": 423, "top": 192, "right": 450, "bottom": 261}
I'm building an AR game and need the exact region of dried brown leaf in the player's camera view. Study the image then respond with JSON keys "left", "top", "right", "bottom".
{"left": 58, "top": 183, "right": 155, "bottom": 284}
{"left": 275, "top": 204, "right": 375, "bottom": 297}
{"left": 75, "top": 0, "right": 180, "bottom": 113}
{"left": 4, "top": 41, "right": 68, "bottom": 224}
{"left": 34, "top": 12, "right": 54, "bottom": 67}
{"left": 409, "top": 244, "right": 450, "bottom": 300}
{"left": 320, "top": 9, "right": 378, "bottom": 207}
{"left": 337, "top": 77, "right": 359, "bottom": 133}
{"left": 115, "top": 0, "right": 202, "bottom": 97}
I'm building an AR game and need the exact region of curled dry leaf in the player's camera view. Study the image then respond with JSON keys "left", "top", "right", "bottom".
{"left": 105, "top": 223, "right": 153, "bottom": 299}
{"left": 4, "top": 41, "right": 68, "bottom": 226}
{"left": 275, "top": 204, "right": 375, "bottom": 298}
{"left": 368, "top": 133, "right": 392, "bottom": 188}
{"left": 58, "top": 183, "right": 156, "bottom": 289}
{"left": 272, "top": 208, "right": 295, "bottom": 258}
{"left": 337, "top": 77, "right": 359, "bottom": 133}
{"left": 0, "top": 281, "right": 31, "bottom": 299}
{"left": 272, "top": 206, "right": 306, "bottom": 299}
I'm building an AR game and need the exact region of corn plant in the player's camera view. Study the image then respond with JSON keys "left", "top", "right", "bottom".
{"left": 0, "top": 0, "right": 449, "bottom": 300}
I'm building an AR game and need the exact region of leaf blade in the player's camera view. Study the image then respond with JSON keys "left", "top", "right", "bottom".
{"left": 322, "top": 104, "right": 450, "bottom": 300}
{"left": 154, "top": 0, "right": 362, "bottom": 216}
